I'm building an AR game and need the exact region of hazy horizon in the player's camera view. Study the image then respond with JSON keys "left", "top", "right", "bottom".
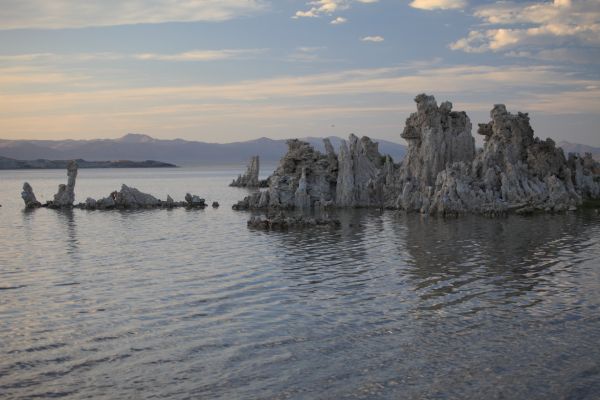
{"left": 1, "top": 0, "right": 598, "bottom": 147}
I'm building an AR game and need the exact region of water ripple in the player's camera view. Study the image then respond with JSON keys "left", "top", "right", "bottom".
{"left": 1, "top": 168, "right": 599, "bottom": 399}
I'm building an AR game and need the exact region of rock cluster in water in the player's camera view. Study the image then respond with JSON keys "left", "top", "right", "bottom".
{"left": 230, "top": 156, "right": 268, "bottom": 188}
{"left": 247, "top": 212, "right": 341, "bottom": 230}
{"left": 234, "top": 94, "right": 600, "bottom": 216}
{"left": 81, "top": 187, "right": 207, "bottom": 210}
{"left": 20, "top": 161, "right": 211, "bottom": 210}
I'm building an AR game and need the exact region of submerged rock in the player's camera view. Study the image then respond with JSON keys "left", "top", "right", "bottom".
{"left": 247, "top": 212, "right": 341, "bottom": 230}
{"left": 234, "top": 93, "right": 600, "bottom": 216}
{"left": 21, "top": 182, "right": 41, "bottom": 209}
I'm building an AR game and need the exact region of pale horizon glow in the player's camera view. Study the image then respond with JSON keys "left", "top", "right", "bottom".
{"left": 1, "top": 0, "right": 598, "bottom": 146}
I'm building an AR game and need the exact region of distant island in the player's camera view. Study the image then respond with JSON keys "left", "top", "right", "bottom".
{"left": 0, "top": 156, "right": 177, "bottom": 170}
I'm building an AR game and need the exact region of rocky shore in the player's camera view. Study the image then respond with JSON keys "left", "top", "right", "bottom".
{"left": 234, "top": 94, "right": 600, "bottom": 216}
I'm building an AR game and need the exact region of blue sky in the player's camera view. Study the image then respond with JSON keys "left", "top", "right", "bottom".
{"left": 0, "top": 0, "right": 598, "bottom": 146}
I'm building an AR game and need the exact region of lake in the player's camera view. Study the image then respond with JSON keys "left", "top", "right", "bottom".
{"left": 1, "top": 167, "right": 599, "bottom": 399}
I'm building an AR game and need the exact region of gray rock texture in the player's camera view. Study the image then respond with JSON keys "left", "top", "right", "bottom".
{"left": 115, "top": 184, "right": 161, "bottom": 208}
{"left": 21, "top": 182, "right": 41, "bottom": 209}
{"left": 185, "top": 193, "right": 206, "bottom": 208}
{"left": 230, "top": 156, "right": 267, "bottom": 187}
{"left": 234, "top": 93, "right": 600, "bottom": 216}
{"left": 52, "top": 160, "right": 78, "bottom": 208}
{"left": 247, "top": 212, "right": 341, "bottom": 230}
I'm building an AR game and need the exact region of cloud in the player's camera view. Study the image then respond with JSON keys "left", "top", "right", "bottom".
{"left": 410, "top": 0, "right": 466, "bottom": 10}
{"left": 362, "top": 36, "right": 384, "bottom": 42}
{"left": 134, "top": 49, "right": 267, "bottom": 62}
{"left": 286, "top": 47, "right": 327, "bottom": 62}
{"left": 450, "top": 0, "right": 600, "bottom": 54}
{"left": 2, "top": 62, "right": 599, "bottom": 140}
{"left": 294, "top": 0, "right": 378, "bottom": 19}
{"left": 3, "top": 63, "right": 598, "bottom": 112}
{"left": 505, "top": 47, "right": 600, "bottom": 65}
{"left": 0, "top": 49, "right": 267, "bottom": 63}
{"left": 331, "top": 17, "right": 348, "bottom": 24}
{"left": 0, "top": 0, "right": 267, "bottom": 30}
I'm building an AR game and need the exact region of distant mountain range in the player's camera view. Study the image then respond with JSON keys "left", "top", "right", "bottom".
{"left": 0, "top": 134, "right": 408, "bottom": 166}
{"left": 558, "top": 141, "right": 600, "bottom": 161}
{"left": 0, "top": 134, "right": 596, "bottom": 168}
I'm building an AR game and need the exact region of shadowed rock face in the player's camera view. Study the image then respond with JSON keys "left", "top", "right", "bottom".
{"left": 268, "top": 139, "right": 338, "bottom": 209}
{"left": 234, "top": 93, "right": 600, "bottom": 215}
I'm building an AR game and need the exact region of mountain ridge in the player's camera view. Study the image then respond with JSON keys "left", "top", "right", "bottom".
{"left": 0, "top": 134, "right": 408, "bottom": 165}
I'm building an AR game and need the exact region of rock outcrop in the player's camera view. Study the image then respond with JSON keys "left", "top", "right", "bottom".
{"left": 80, "top": 187, "right": 207, "bottom": 210}
{"left": 247, "top": 212, "right": 341, "bottom": 230}
{"left": 233, "top": 94, "right": 600, "bottom": 216}
{"left": 184, "top": 193, "right": 207, "bottom": 208}
{"left": 230, "top": 156, "right": 268, "bottom": 187}
{"left": 21, "top": 182, "right": 41, "bottom": 209}
{"left": 51, "top": 160, "right": 78, "bottom": 208}
{"left": 19, "top": 161, "right": 213, "bottom": 211}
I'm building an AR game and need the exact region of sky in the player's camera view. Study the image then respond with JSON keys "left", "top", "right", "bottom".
{"left": 0, "top": 0, "right": 599, "bottom": 146}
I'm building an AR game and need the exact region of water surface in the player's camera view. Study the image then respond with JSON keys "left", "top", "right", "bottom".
{"left": 1, "top": 168, "right": 599, "bottom": 399}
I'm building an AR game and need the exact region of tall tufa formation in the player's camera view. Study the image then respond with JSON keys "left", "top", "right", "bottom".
{"left": 230, "top": 156, "right": 266, "bottom": 187}
{"left": 52, "top": 160, "right": 78, "bottom": 207}
{"left": 396, "top": 94, "right": 476, "bottom": 212}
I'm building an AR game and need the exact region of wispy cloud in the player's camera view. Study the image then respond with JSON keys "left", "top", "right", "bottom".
{"left": 2, "top": 62, "right": 599, "bottom": 140}
{"left": 0, "top": 0, "right": 267, "bottom": 30}
{"left": 134, "top": 49, "right": 268, "bottom": 62}
{"left": 3, "top": 63, "right": 598, "bottom": 111}
{"left": 331, "top": 17, "right": 348, "bottom": 25}
{"left": 410, "top": 0, "right": 466, "bottom": 11}
{"left": 361, "top": 36, "right": 384, "bottom": 42}
{"left": 294, "top": 0, "right": 378, "bottom": 19}
{"left": 286, "top": 47, "right": 327, "bottom": 63}
{"left": 450, "top": 0, "right": 600, "bottom": 54}
{"left": 0, "top": 49, "right": 267, "bottom": 63}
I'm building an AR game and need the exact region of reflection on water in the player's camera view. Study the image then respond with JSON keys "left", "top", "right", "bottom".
{"left": 0, "top": 168, "right": 599, "bottom": 399}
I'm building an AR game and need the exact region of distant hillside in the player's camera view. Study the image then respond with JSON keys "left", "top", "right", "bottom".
{"left": 0, "top": 156, "right": 177, "bottom": 170}
{"left": 558, "top": 141, "right": 600, "bottom": 161}
{"left": 0, "top": 133, "right": 408, "bottom": 166}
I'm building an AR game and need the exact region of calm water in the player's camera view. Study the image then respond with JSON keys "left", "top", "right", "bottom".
{"left": 1, "top": 167, "right": 599, "bottom": 399}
